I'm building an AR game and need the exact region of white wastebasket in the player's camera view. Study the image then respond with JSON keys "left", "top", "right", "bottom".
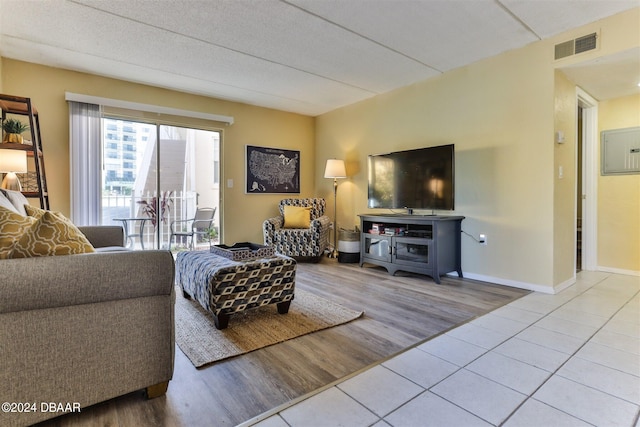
{"left": 337, "top": 229, "right": 360, "bottom": 263}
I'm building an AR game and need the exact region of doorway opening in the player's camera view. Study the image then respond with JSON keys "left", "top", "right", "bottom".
{"left": 577, "top": 106, "right": 583, "bottom": 271}
{"left": 576, "top": 88, "right": 598, "bottom": 272}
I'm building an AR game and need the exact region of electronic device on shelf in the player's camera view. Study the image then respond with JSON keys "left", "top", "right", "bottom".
{"left": 406, "top": 229, "right": 432, "bottom": 238}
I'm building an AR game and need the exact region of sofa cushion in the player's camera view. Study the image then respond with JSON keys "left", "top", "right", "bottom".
{"left": 9, "top": 207, "right": 95, "bottom": 258}
{"left": 0, "top": 206, "right": 36, "bottom": 259}
{"left": 283, "top": 205, "right": 311, "bottom": 228}
{"left": 0, "top": 191, "right": 19, "bottom": 214}
{"left": 0, "top": 189, "right": 29, "bottom": 216}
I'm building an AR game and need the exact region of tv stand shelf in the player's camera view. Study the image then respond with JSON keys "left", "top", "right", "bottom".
{"left": 359, "top": 214, "right": 464, "bottom": 284}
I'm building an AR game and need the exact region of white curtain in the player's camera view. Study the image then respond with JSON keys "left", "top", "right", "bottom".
{"left": 69, "top": 101, "right": 101, "bottom": 225}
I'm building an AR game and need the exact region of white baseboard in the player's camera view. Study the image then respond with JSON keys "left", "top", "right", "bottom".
{"left": 553, "top": 276, "right": 577, "bottom": 294}
{"left": 456, "top": 268, "right": 638, "bottom": 295}
{"left": 457, "top": 272, "right": 556, "bottom": 294}
{"left": 597, "top": 266, "right": 640, "bottom": 276}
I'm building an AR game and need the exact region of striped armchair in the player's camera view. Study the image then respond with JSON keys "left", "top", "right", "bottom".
{"left": 263, "top": 198, "right": 330, "bottom": 261}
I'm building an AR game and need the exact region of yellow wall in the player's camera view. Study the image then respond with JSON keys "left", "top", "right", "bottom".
{"left": 553, "top": 71, "right": 578, "bottom": 285}
{"left": 316, "top": 41, "right": 556, "bottom": 290}
{"left": 598, "top": 94, "right": 640, "bottom": 273}
{"left": 315, "top": 8, "right": 640, "bottom": 292}
{"left": 2, "top": 8, "right": 637, "bottom": 289}
{"left": 551, "top": 7, "right": 640, "bottom": 278}
{"left": 0, "top": 60, "right": 314, "bottom": 244}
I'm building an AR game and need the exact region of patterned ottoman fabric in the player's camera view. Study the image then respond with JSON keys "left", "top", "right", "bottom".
{"left": 175, "top": 250, "right": 296, "bottom": 329}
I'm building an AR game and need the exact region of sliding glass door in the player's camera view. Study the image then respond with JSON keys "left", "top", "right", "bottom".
{"left": 101, "top": 118, "right": 220, "bottom": 249}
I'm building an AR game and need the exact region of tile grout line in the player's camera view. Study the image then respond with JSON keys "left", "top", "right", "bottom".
{"left": 383, "top": 280, "right": 599, "bottom": 424}
{"left": 394, "top": 275, "right": 639, "bottom": 426}
{"left": 382, "top": 273, "right": 636, "bottom": 426}
{"left": 498, "top": 282, "right": 640, "bottom": 426}
{"left": 251, "top": 273, "right": 640, "bottom": 427}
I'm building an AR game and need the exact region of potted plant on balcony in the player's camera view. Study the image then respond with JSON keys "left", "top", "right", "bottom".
{"left": 136, "top": 191, "right": 174, "bottom": 228}
{"left": 2, "top": 118, "right": 30, "bottom": 144}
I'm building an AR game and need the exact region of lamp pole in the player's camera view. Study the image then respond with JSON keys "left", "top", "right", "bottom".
{"left": 329, "top": 176, "right": 339, "bottom": 258}
{"left": 324, "top": 159, "right": 347, "bottom": 258}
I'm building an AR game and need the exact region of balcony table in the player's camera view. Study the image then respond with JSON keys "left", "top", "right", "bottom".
{"left": 113, "top": 217, "right": 150, "bottom": 249}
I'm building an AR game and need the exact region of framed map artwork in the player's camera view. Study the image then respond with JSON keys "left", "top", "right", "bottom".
{"left": 245, "top": 145, "right": 300, "bottom": 194}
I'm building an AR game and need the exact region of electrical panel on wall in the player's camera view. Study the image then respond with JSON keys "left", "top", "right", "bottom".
{"left": 601, "top": 126, "right": 640, "bottom": 175}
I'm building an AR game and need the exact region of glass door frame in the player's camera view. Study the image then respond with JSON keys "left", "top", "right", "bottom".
{"left": 100, "top": 115, "right": 222, "bottom": 250}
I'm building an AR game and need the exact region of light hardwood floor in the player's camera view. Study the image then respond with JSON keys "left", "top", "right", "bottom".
{"left": 37, "top": 258, "right": 529, "bottom": 427}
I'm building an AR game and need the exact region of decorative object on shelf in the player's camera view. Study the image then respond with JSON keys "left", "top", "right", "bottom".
{"left": 246, "top": 145, "right": 300, "bottom": 194}
{"left": 0, "top": 149, "right": 28, "bottom": 190}
{"left": 14, "top": 172, "right": 38, "bottom": 192}
{"left": 324, "top": 158, "right": 347, "bottom": 258}
{"left": 1, "top": 118, "right": 30, "bottom": 144}
{"left": 0, "top": 94, "right": 49, "bottom": 209}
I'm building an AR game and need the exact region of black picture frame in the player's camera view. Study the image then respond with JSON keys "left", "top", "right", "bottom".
{"left": 245, "top": 145, "right": 300, "bottom": 194}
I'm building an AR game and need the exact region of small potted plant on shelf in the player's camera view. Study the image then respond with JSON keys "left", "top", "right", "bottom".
{"left": 2, "top": 118, "right": 30, "bottom": 144}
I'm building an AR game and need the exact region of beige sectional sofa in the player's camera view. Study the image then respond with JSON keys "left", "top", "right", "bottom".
{"left": 0, "top": 189, "right": 175, "bottom": 426}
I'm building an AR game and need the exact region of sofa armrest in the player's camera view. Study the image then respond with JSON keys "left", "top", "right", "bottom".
{"left": 311, "top": 215, "right": 331, "bottom": 231}
{"left": 263, "top": 216, "right": 284, "bottom": 246}
{"left": 0, "top": 250, "right": 175, "bottom": 314}
{"left": 78, "top": 225, "right": 125, "bottom": 248}
{"left": 264, "top": 216, "right": 284, "bottom": 229}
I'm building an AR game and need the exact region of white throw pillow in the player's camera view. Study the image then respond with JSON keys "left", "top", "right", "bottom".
{"left": 0, "top": 189, "right": 29, "bottom": 216}
{"left": 0, "top": 191, "right": 20, "bottom": 214}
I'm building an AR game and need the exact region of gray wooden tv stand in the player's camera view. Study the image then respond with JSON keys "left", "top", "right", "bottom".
{"left": 359, "top": 214, "right": 465, "bottom": 284}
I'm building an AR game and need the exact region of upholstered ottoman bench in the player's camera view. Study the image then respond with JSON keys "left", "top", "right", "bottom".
{"left": 175, "top": 250, "right": 296, "bottom": 329}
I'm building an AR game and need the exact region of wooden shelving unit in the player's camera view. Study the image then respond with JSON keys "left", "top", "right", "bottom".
{"left": 0, "top": 94, "right": 49, "bottom": 209}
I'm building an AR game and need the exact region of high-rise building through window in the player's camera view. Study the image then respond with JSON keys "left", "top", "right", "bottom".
{"left": 102, "top": 119, "right": 152, "bottom": 195}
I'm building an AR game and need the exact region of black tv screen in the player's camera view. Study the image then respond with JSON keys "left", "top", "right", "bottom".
{"left": 368, "top": 144, "right": 455, "bottom": 211}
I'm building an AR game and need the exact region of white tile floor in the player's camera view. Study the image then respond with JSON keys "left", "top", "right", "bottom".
{"left": 246, "top": 272, "right": 640, "bottom": 427}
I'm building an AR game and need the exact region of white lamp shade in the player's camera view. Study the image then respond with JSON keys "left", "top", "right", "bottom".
{"left": 324, "top": 159, "right": 346, "bottom": 178}
{"left": 0, "top": 150, "right": 28, "bottom": 173}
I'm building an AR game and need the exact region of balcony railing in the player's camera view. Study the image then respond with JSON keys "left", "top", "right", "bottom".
{"left": 102, "top": 191, "right": 217, "bottom": 250}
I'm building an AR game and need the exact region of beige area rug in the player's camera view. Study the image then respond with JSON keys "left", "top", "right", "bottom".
{"left": 175, "top": 287, "right": 364, "bottom": 368}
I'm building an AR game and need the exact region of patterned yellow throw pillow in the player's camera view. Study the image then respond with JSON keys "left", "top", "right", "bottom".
{"left": 24, "top": 204, "right": 47, "bottom": 218}
{"left": 9, "top": 207, "right": 95, "bottom": 258}
{"left": 0, "top": 206, "right": 36, "bottom": 259}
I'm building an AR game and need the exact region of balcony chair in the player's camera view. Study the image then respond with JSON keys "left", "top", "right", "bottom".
{"left": 263, "top": 198, "right": 330, "bottom": 261}
{"left": 169, "top": 207, "right": 216, "bottom": 250}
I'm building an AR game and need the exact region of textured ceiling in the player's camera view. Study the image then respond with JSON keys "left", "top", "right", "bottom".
{"left": 0, "top": 0, "right": 638, "bottom": 116}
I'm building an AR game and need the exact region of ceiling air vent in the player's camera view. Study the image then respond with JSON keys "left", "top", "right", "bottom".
{"left": 554, "top": 32, "right": 598, "bottom": 60}
{"left": 575, "top": 33, "right": 597, "bottom": 54}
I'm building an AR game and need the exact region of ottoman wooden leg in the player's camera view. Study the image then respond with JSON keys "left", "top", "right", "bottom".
{"left": 214, "top": 313, "right": 230, "bottom": 330}
{"left": 277, "top": 301, "right": 291, "bottom": 314}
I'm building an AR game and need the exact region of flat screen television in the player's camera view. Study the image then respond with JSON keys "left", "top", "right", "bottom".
{"left": 367, "top": 144, "right": 455, "bottom": 211}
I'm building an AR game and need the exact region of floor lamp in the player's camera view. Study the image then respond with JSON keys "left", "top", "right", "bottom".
{"left": 324, "top": 159, "right": 346, "bottom": 258}
{"left": 0, "top": 149, "right": 28, "bottom": 191}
